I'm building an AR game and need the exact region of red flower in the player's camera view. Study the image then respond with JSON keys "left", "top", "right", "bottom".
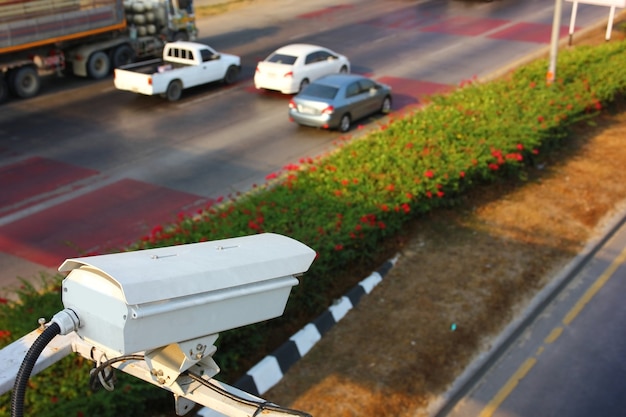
{"left": 284, "top": 163, "right": 300, "bottom": 171}
{"left": 425, "top": 170, "right": 434, "bottom": 178}
{"left": 334, "top": 244, "right": 344, "bottom": 251}
{"left": 437, "top": 191, "right": 445, "bottom": 198}
{"left": 378, "top": 221, "right": 386, "bottom": 229}
{"left": 381, "top": 204, "right": 389, "bottom": 212}
{"left": 265, "top": 172, "right": 279, "bottom": 180}
{"left": 386, "top": 184, "right": 395, "bottom": 191}
{"left": 341, "top": 179, "right": 349, "bottom": 186}
{"left": 460, "top": 171, "right": 465, "bottom": 178}
{"left": 488, "top": 163, "right": 500, "bottom": 170}
{"left": 0, "top": 330, "right": 11, "bottom": 339}
{"left": 516, "top": 143, "right": 524, "bottom": 150}
{"left": 537, "top": 115, "right": 544, "bottom": 123}
{"left": 0, "top": 298, "right": 7, "bottom": 304}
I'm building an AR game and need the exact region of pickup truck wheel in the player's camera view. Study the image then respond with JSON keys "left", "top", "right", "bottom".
{"left": 10, "top": 66, "right": 40, "bottom": 99}
{"left": 166, "top": 80, "right": 183, "bottom": 101}
{"left": 111, "top": 44, "right": 135, "bottom": 68}
{"left": 87, "top": 51, "right": 111, "bottom": 79}
{"left": 223, "top": 65, "right": 239, "bottom": 85}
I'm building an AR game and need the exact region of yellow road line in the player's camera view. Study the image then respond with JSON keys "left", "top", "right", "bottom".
{"left": 544, "top": 326, "right": 563, "bottom": 344}
{"left": 479, "top": 358, "right": 537, "bottom": 417}
{"left": 563, "top": 246, "right": 626, "bottom": 326}
{"left": 479, "top": 244, "right": 626, "bottom": 416}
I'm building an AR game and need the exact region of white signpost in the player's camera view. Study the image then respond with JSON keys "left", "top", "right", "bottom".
{"left": 566, "top": 0, "right": 626, "bottom": 42}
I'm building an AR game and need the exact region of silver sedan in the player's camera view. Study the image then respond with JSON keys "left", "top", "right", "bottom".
{"left": 288, "top": 74, "right": 392, "bottom": 132}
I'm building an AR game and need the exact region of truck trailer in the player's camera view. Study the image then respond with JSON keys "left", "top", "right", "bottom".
{"left": 0, "top": 0, "right": 197, "bottom": 102}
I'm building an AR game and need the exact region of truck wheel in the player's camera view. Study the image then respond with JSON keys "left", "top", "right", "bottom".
{"left": 223, "top": 65, "right": 239, "bottom": 85}
{"left": 0, "top": 76, "right": 8, "bottom": 103}
{"left": 173, "top": 31, "right": 189, "bottom": 42}
{"left": 10, "top": 66, "right": 40, "bottom": 99}
{"left": 87, "top": 51, "right": 111, "bottom": 79}
{"left": 165, "top": 80, "right": 183, "bottom": 101}
{"left": 111, "top": 44, "right": 135, "bottom": 68}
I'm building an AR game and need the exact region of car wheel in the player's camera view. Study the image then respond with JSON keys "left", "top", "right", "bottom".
{"left": 339, "top": 113, "right": 351, "bottom": 133}
{"left": 87, "top": 51, "right": 111, "bottom": 79}
{"left": 223, "top": 65, "right": 239, "bottom": 85}
{"left": 339, "top": 65, "right": 348, "bottom": 74}
{"left": 166, "top": 80, "right": 183, "bottom": 101}
{"left": 380, "top": 96, "right": 392, "bottom": 114}
{"left": 111, "top": 44, "right": 135, "bottom": 68}
{"left": 299, "top": 78, "right": 309, "bottom": 92}
{"left": 9, "top": 66, "right": 40, "bottom": 98}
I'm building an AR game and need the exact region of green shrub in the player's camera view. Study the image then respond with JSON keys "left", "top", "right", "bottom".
{"left": 2, "top": 40, "right": 626, "bottom": 416}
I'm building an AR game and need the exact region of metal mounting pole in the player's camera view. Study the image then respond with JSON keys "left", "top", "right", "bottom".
{"left": 547, "top": 0, "right": 564, "bottom": 84}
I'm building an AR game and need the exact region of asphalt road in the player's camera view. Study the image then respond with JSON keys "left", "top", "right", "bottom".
{"left": 0, "top": 0, "right": 611, "bottom": 290}
{"left": 440, "top": 210, "right": 626, "bottom": 417}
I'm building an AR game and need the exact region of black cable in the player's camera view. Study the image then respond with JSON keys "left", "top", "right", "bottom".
{"left": 89, "top": 354, "right": 144, "bottom": 391}
{"left": 186, "top": 371, "right": 312, "bottom": 417}
{"left": 11, "top": 322, "right": 61, "bottom": 417}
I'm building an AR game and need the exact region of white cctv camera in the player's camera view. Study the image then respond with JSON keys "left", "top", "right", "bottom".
{"left": 58, "top": 233, "right": 316, "bottom": 359}
{"left": 5, "top": 233, "right": 316, "bottom": 417}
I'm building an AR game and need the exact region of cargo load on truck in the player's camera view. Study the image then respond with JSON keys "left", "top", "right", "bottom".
{"left": 0, "top": 0, "right": 197, "bottom": 102}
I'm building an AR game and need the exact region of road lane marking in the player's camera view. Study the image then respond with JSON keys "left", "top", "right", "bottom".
{"left": 478, "top": 357, "right": 537, "bottom": 417}
{"left": 563, "top": 246, "right": 626, "bottom": 326}
{"left": 478, "top": 245, "right": 626, "bottom": 416}
{"left": 544, "top": 326, "right": 563, "bottom": 344}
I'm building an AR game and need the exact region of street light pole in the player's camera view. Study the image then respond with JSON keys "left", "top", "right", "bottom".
{"left": 547, "top": 0, "right": 564, "bottom": 84}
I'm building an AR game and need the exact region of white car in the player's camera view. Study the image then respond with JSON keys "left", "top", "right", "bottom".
{"left": 254, "top": 44, "right": 350, "bottom": 94}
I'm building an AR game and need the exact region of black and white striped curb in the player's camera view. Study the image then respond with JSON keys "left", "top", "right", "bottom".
{"left": 196, "top": 255, "right": 398, "bottom": 416}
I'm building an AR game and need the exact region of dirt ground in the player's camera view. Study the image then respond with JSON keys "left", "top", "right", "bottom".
{"left": 261, "top": 19, "right": 626, "bottom": 417}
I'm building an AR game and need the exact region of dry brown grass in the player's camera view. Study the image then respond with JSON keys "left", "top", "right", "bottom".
{"left": 263, "top": 21, "right": 626, "bottom": 417}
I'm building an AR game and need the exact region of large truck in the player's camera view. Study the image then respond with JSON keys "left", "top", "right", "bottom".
{"left": 0, "top": 0, "right": 197, "bottom": 102}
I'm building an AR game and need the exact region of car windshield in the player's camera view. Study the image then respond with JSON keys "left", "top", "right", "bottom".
{"left": 301, "top": 84, "right": 339, "bottom": 99}
{"left": 267, "top": 53, "right": 297, "bottom": 65}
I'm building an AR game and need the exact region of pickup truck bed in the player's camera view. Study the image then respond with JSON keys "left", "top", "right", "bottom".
{"left": 120, "top": 59, "right": 190, "bottom": 75}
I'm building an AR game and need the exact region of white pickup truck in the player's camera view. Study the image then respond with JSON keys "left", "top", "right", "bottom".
{"left": 113, "top": 41, "right": 241, "bottom": 101}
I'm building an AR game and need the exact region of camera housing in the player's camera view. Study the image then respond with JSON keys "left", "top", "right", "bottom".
{"left": 59, "top": 233, "right": 316, "bottom": 356}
